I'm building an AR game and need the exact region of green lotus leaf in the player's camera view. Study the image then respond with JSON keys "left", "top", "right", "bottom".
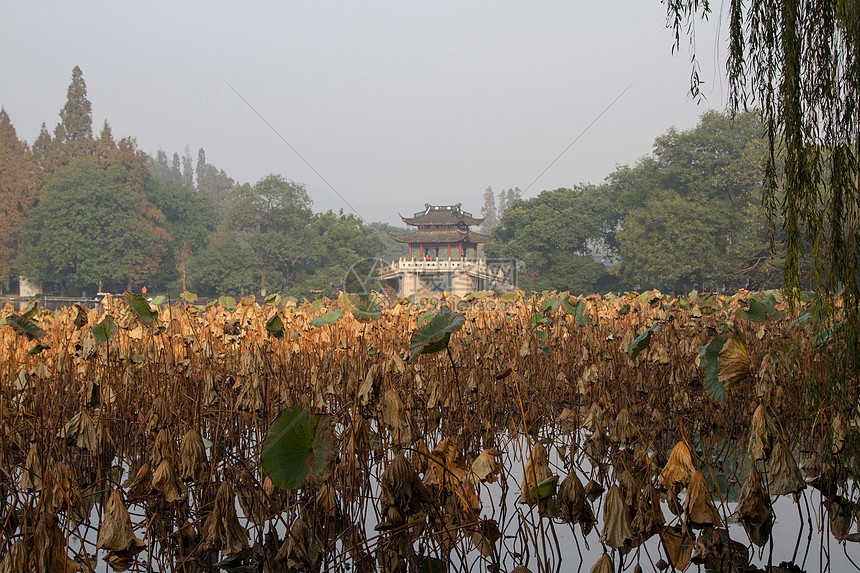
{"left": 261, "top": 406, "right": 332, "bottom": 489}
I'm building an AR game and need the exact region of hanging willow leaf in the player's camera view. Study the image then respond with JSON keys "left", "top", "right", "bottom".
{"left": 310, "top": 309, "right": 344, "bottom": 327}
{"left": 351, "top": 299, "right": 382, "bottom": 323}
{"left": 630, "top": 324, "right": 662, "bottom": 360}
{"left": 261, "top": 406, "right": 332, "bottom": 489}
{"left": 4, "top": 312, "right": 46, "bottom": 341}
{"left": 409, "top": 305, "right": 465, "bottom": 359}
{"left": 124, "top": 292, "right": 158, "bottom": 325}
{"left": 698, "top": 335, "right": 729, "bottom": 401}
{"left": 266, "top": 313, "right": 285, "bottom": 339}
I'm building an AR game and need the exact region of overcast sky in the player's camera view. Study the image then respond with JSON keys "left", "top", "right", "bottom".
{"left": 1, "top": 2, "right": 728, "bottom": 226}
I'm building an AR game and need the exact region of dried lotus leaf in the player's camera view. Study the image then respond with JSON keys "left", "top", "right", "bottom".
{"left": 748, "top": 404, "right": 771, "bottom": 461}
{"left": 97, "top": 489, "right": 144, "bottom": 552}
{"left": 684, "top": 470, "right": 722, "bottom": 527}
{"left": 735, "top": 466, "right": 771, "bottom": 524}
{"left": 766, "top": 440, "right": 805, "bottom": 496}
{"left": 590, "top": 553, "right": 614, "bottom": 573}
{"left": 661, "top": 441, "right": 695, "bottom": 486}
{"left": 717, "top": 336, "right": 750, "bottom": 389}
{"left": 659, "top": 525, "right": 694, "bottom": 571}
{"left": 202, "top": 482, "right": 249, "bottom": 556}
{"left": 467, "top": 448, "right": 501, "bottom": 484}
{"left": 519, "top": 442, "right": 553, "bottom": 504}
{"left": 151, "top": 459, "right": 185, "bottom": 503}
{"left": 179, "top": 429, "right": 208, "bottom": 483}
{"left": 599, "top": 484, "right": 634, "bottom": 549}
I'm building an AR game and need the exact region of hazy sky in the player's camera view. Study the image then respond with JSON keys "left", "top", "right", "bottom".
{"left": 1, "top": 2, "right": 728, "bottom": 226}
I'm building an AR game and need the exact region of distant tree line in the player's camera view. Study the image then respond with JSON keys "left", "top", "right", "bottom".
{"left": 0, "top": 66, "right": 387, "bottom": 298}
{"left": 485, "top": 110, "right": 788, "bottom": 294}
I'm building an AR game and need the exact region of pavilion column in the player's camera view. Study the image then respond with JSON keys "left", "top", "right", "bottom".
{"left": 448, "top": 245, "right": 451, "bottom": 259}
{"left": 459, "top": 244, "right": 463, "bottom": 259}
{"left": 419, "top": 245, "right": 423, "bottom": 259}
{"left": 408, "top": 245, "right": 412, "bottom": 260}
{"left": 474, "top": 245, "right": 478, "bottom": 262}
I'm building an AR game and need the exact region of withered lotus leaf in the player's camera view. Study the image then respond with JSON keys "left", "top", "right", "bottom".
{"left": 34, "top": 513, "right": 80, "bottom": 573}
{"left": 0, "top": 540, "right": 29, "bottom": 573}
{"left": 609, "top": 408, "right": 638, "bottom": 444}
{"left": 381, "top": 388, "right": 413, "bottom": 446}
{"left": 149, "top": 428, "right": 173, "bottom": 469}
{"left": 469, "top": 519, "right": 501, "bottom": 558}
{"left": 467, "top": 448, "right": 501, "bottom": 484}
{"left": 661, "top": 441, "right": 695, "bottom": 486}
{"left": 659, "top": 525, "right": 694, "bottom": 571}
{"left": 42, "top": 462, "right": 81, "bottom": 515}
{"left": 748, "top": 404, "right": 771, "bottom": 461}
{"left": 58, "top": 410, "right": 98, "bottom": 453}
{"left": 631, "top": 484, "right": 665, "bottom": 541}
{"left": 97, "top": 489, "right": 144, "bottom": 552}
{"left": 589, "top": 553, "right": 613, "bottom": 573}
{"left": 381, "top": 454, "right": 425, "bottom": 518}
{"left": 684, "top": 470, "right": 722, "bottom": 527}
{"left": 151, "top": 459, "right": 185, "bottom": 503}
{"left": 277, "top": 518, "right": 323, "bottom": 571}
{"left": 179, "top": 429, "right": 209, "bottom": 483}
{"left": 717, "top": 335, "right": 751, "bottom": 389}
{"left": 599, "top": 484, "right": 634, "bottom": 549}
{"left": 766, "top": 440, "right": 805, "bottom": 496}
{"left": 736, "top": 466, "right": 771, "bottom": 524}
{"left": 19, "top": 443, "right": 43, "bottom": 491}
{"left": 126, "top": 463, "right": 152, "bottom": 502}
{"left": 583, "top": 402, "right": 604, "bottom": 433}
{"left": 518, "top": 442, "right": 553, "bottom": 504}
{"left": 203, "top": 482, "right": 249, "bottom": 556}
{"left": 557, "top": 470, "right": 595, "bottom": 532}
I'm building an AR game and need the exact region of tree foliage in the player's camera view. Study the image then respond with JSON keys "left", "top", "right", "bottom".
{"left": 18, "top": 159, "right": 165, "bottom": 291}
{"left": 0, "top": 109, "right": 42, "bottom": 292}
{"left": 667, "top": 0, "right": 860, "bottom": 354}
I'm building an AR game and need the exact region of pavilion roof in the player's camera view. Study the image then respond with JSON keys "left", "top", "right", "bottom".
{"left": 390, "top": 228, "right": 490, "bottom": 244}
{"left": 400, "top": 203, "right": 484, "bottom": 227}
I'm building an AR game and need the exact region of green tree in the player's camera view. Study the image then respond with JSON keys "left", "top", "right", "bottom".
{"left": 145, "top": 176, "right": 219, "bottom": 291}
{"left": 486, "top": 185, "right": 619, "bottom": 294}
{"left": 668, "top": 0, "right": 860, "bottom": 356}
{"left": 49, "top": 66, "right": 95, "bottom": 169}
{"left": 18, "top": 158, "right": 165, "bottom": 292}
{"left": 613, "top": 111, "right": 776, "bottom": 291}
{"left": 0, "top": 109, "right": 42, "bottom": 292}
{"left": 228, "top": 174, "right": 313, "bottom": 296}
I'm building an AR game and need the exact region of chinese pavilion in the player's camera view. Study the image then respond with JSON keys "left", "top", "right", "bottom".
{"left": 395, "top": 203, "right": 488, "bottom": 261}
{"left": 378, "top": 203, "right": 515, "bottom": 296}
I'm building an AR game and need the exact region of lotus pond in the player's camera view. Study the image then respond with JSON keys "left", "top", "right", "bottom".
{"left": 0, "top": 290, "right": 858, "bottom": 572}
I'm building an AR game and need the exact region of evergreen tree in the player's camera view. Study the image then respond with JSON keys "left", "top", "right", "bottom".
{"left": 480, "top": 186, "right": 496, "bottom": 233}
{"left": 31, "top": 123, "right": 52, "bottom": 169}
{"left": 498, "top": 189, "right": 507, "bottom": 213}
{"left": 181, "top": 145, "right": 194, "bottom": 188}
{"left": 55, "top": 66, "right": 93, "bottom": 143}
{"left": 196, "top": 147, "right": 206, "bottom": 189}
{"left": 171, "top": 152, "right": 182, "bottom": 184}
{"left": 0, "top": 109, "right": 42, "bottom": 292}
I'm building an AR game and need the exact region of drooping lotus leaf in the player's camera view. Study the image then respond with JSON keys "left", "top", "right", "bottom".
{"left": 661, "top": 440, "right": 696, "bottom": 486}
{"left": 309, "top": 309, "right": 344, "bottom": 328}
{"left": 599, "top": 484, "right": 634, "bottom": 549}
{"left": 351, "top": 299, "right": 382, "bottom": 323}
{"left": 92, "top": 315, "right": 118, "bottom": 347}
{"left": 717, "top": 336, "right": 750, "bottom": 389}
{"left": 409, "top": 305, "right": 464, "bottom": 359}
{"left": 766, "top": 440, "right": 805, "bottom": 496}
{"left": 698, "top": 335, "right": 729, "bottom": 401}
{"left": 589, "top": 553, "right": 613, "bottom": 573}
{"left": 261, "top": 406, "right": 332, "bottom": 489}
{"left": 265, "top": 313, "right": 285, "bottom": 339}
{"left": 735, "top": 466, "right": 771, "bottom": 524}
{"left": 630, "top": 324, "right": 662, "bottom": 360}
{"left": 124, "top": 292, "right": 158, "bottom": 325}
{"left": 684, "top": 470, "right": 722, "bottom": 527}
{"left": 4, "top": 312, "right": 46, "bottom": 341}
